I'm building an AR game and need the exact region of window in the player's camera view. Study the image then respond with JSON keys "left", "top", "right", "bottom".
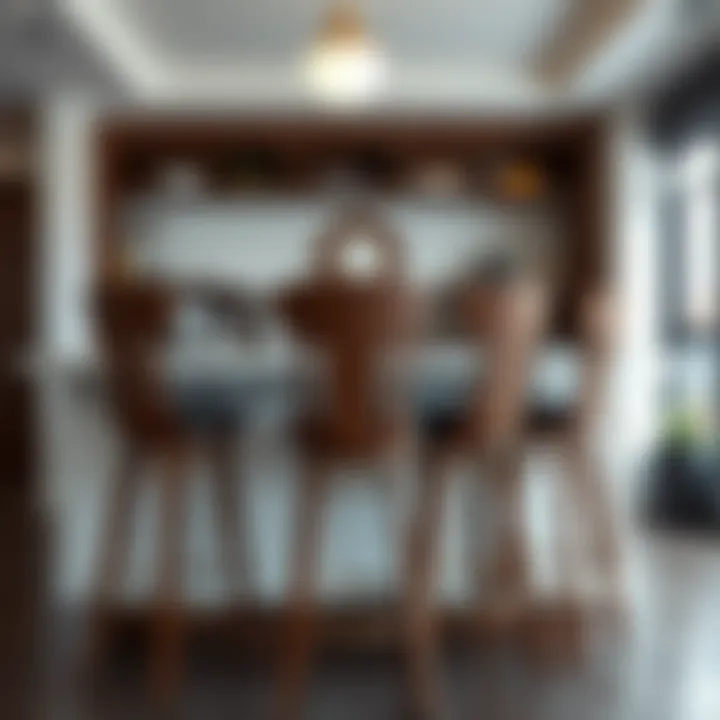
{"left": 660, "top": 136, "right": 719, "bottom": 421}
{"left": 682, "top": 139, "right": 718, "bottom": 333}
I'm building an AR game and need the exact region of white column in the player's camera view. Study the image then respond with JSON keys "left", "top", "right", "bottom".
{"left": 609, "top": 105, "right": 663, "bottom": 503}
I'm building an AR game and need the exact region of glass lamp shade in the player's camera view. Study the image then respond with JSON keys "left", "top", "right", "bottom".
{"left": 304, "top": 36, "right": 386, "bottom": 104}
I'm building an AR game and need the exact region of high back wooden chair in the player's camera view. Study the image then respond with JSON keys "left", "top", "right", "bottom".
{"left": 95, "top": 281, "right": 178, "bottom": 445}
{"left": 405, "top": 276, "right": 549, "bottom": 719}
{"left": 86, "top": 281, "right": 250, "bottom": 708}
{"left": 275, "top": 210, "right": 421, "bottom": 719}
{"left": 523, "top": 287, "right": 623, "bottom": 661}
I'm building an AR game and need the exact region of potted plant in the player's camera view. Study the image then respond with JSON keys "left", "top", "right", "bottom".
{"left": 646, "top": 404, "right": 720, "bottom": 532}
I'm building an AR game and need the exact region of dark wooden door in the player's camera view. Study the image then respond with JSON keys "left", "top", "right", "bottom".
{"left": 0, "top": 120, "right": 41, "bottom": 719}
{"left": 0, "top": 179, "right": 34, "bottom": 485}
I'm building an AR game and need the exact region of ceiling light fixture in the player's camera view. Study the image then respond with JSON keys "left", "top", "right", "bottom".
{"left": 303, "top": 3, "right": 387, "bottom": 105}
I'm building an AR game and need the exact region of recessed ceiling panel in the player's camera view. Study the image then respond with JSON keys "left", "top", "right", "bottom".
{"left": 114, "top": 0, "right": 571, "bottom": 67}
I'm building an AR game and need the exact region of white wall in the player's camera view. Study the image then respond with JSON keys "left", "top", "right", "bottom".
{"left": 609, "top": 104, "right": 663, "bottom": 499}
{"left": 42, "top": 96, "right": 96, "bottom": 365}
{"left": 126, "top": 199, "right": 559, "bottom": 288}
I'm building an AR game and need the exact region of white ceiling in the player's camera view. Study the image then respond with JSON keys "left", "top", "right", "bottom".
{"left": 2, "top": 0, "right": 719, "bottom": 108}
{"left": 0, "top": 0, "right": 124, "bottom": 95}
{"left": 92, "top": 0, "right": 719, "bottom": 107}
{"left": 114, "top": 0, "right": 570, "bottom": 67}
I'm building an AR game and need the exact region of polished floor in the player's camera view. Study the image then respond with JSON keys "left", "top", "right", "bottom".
{"left": 46, "top": 533, "right": 720, "bottom": 720}
{"left": 41, "top": 382, "right": 720, "bottom": 719}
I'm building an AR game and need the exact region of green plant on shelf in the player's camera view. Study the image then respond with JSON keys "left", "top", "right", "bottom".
{"left": 662, "top": 404, "right": 716, "bottom": 451}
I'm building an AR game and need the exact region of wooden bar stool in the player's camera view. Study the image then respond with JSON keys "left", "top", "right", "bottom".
{"left": 274, "top": 210, "right": 422, "bottom": 720}
{"left": 406, "top": 275, "right": 550, "bottom": 718}
{"left": 85, "top": 281, "right": 251, "bottom": 708}
{"left": 523, "top": 287, "right": 624, "bottom": 661}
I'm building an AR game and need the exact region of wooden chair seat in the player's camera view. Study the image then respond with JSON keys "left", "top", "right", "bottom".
{"left": 292, "top": 412, "right": 408, "bottom": 462}
{"left": 424, "top": 401, "right": 578, "bottom": 453}
{"left": 170, "top": 383, "right": 245, "bottom": 436}
{"left": 525, "top": 404, "right": 576, "bottom": 438}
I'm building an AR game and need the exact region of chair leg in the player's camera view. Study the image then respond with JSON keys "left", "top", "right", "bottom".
{"left": 568, "top": 442, "right": 625, "bottom": 630}
{"left": 209, "top": 436, "right": 250, "bottom": 601}
{"left": 404, "top": 451, "right": 447, "bottom": 720}
{"left": 486, "top": 448, "right": 527, "bottom": 623}
{"left": 277, "top": 459, "right": 328, "bottom": 720}
{"left": 381, "top": 450, "right": 409, "bottom": 578}
{"left": 555, "top": 447, "right": 584, "bottom": 593}
{"left": 467, "top": 458, "right": 487, "bottom": 601}
{"left": 579, "top": 452, "right": 621, "bottom": 581}
{"left": 150, "top": 443, "right": 189, "bottom": 710}
{"left": 84, "top": 442, "right": 142, "bottom": 680}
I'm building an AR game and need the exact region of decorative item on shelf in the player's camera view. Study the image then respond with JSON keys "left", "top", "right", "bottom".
{"left": 222, "top": 149, "right": 280, "bottom": 192}
{"left": 321, "top": 165, "right": 363, "bottom": 194}
{"left": 352, "top": 148, "right": 400, "bottom": 188}
{"left": 493, "top": 158, "right": 550, "bottom": 204}
{"left": 413, "top": 159, "right": 465, "bottom": 198}
{"left": 158, "top": 161, "right": 206, "bottom": 199}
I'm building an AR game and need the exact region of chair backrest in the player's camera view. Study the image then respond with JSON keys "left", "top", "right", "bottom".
{"left": 575, "top": 287, "right": 618, "bottom": 445}
{"left": 459, "top": 277, "right": 550, "bottom": 454}
{"left": 95, "top": 281, "right": 177, "bottom": 442}
{"left": 312, "top": 207, "right": 404, "bottom": 284}
{"left": 279, "top": 208, "right": 418, "bottom": 455}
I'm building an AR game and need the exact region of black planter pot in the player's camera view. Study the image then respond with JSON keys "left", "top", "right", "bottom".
{"left": 646, "top": 443, "right": 720, "bottom": 533}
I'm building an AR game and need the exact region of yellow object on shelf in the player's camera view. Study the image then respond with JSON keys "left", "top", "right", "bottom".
{"left": 496, "top": 161, "right": 548, "bottom": 202}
